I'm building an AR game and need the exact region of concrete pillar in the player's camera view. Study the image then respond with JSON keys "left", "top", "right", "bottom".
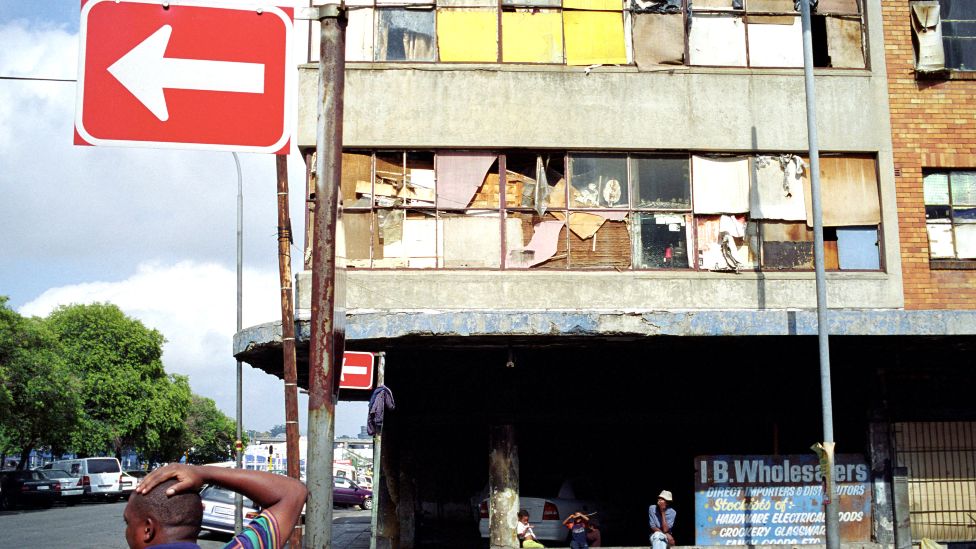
{"left": 374, "top": 427, "right": 398, "bottom": 549}
{"left": 488, "top": 424, "right": 519, "bottom": 549}
{"left": 892, "top": 467, "right": 912, "bottom": 549}
{"left": 868, "top": 421, "right": 895, "bottom": 545}
{"left": 397, "top": 449, "right": 417, "bottom": 549}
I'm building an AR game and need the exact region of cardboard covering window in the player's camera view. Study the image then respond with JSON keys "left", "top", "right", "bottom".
{"left": 564, "top": 11, "right": 628, "bottom": 65}
{"left": 837, "top": 226, "right": 880, "bottom": 269}
{"left": 564, "top": 0, "right": 623, "bottom": 9}
{"left": 911, "top": 1, "right": 946, "bottom": 72}
{"left": 761, "top": 221, "right": 814, "bottom": 270}
{"left": 343, "top": 211, "right": 377, "bottom": 267}
{"left": 341, "top": 152, "right": 374, "bottom": 207}
{"left": 746, "top": 0, "right": 795, "bottom": 12}
{"left": 441, "top": 214, "right": 523, "bottom": 267}
{"left": 816, "top": 0, "right": 858, "bottom": 14}
{"left": 689, "top": 14, "right": 747, "bottom": 66}
{"left": 438, "top": 0, "right": 496, "bottom": 6}
{"left": 633, "top": 13, "right": 685, "bottom": 67}
{"left": 803, "top": 156, "right": 881, "bottom": 227}
{"left": 825, "top": 16, "right": 865, "bottom": 68}
{"left": 437, "top": 9, "right": 498, "bottom": 62}
{"left": 346, "top": 9, "right": 376, "bottom": 61}
{"left": 502, "top": 10, "right": 564, "bottom": 63}
{"left": 692, "top": 156, "right": 751, "bottom": 214}
{"left": 567, "top": 215, "right": 631, "bottom": 268}
{"left": 375, "top": 9, "right": 437, "bottom": 61}
{"left": 748, "top": 17, "right": 803, "bottom": 67}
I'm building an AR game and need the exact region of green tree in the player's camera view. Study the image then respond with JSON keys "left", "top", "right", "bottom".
{"left": 0, "top": 298, "right": 82, "bottom": 469}
{"left": 46, "top": 303, "right": 190, "bottom": 459}
{"left": 269, "top": 424, "right": 287, "bottom": 437}
{"left": 180, "top": 394, "right": 239, "bottom": 464}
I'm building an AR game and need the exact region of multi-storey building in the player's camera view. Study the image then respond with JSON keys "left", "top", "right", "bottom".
{"left": 234, "top": 0, "right": 976, "bottom": 545}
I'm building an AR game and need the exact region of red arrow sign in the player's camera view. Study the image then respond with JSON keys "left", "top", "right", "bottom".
{"left": 340, "top": 352, "right": 375, "bottom": 391}
{"left": 75, "top": 0, "right": 293, "bottom": 153}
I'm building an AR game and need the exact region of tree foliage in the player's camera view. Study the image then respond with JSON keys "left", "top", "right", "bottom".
{"left": 45, "top": 303, "right": 190, "bottom": 459}
{"left": 181, "top": 394, "right": 239, "bottom": 464}
{"left": 0, "top": 297, "right": 82, "bottom": 468}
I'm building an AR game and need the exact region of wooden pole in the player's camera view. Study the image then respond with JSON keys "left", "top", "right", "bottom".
{"left": 276, "top": 153, "right": 302, "bottom": 548}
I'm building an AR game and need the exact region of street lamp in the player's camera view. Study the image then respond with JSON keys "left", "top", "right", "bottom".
{"left": 233, "top": 151, "right": 244, "bottom": 533}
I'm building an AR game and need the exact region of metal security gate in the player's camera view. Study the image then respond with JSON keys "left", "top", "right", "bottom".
{"left": 893, "top": 421, "right": 976, "bottom": 542}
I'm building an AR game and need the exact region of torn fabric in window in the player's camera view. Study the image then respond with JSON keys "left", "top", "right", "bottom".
{"left": 633, "top": 213, "right": 693, "bottom": 268}
{"left": 346, "top": 8, "right": 376, "bottom": 61}
{"left": 567, "top": 214, "right": 631, "bottom": 268}
{"left": 436, "top": 152, "right": 497, "bottom": 209}
{"left": 761, "top": 221, "right": 814, "bottom": 270}
{"left": 688, "top": 14, "right": 747, "bottom": 66}
{"left": 501, "top": 10, "right": 564, "bottom": 63}
{"left": 804, "top": 156, "right": 880, "bottom": 227}
{"left": 507, "top": 218, "right": 566, "bottom": 268}
{"left": 692, "top": 156, "right": 750, "bottom": 214}
{"left": 911, "top": 2, "right": 945, "bottom": 72}
{"left": 825, "top": 16, "right": 865, "bottom": 68}
{"left": 748, "top": 17, "right": 804, "bottom": 67}
{"left": 836, "top": 226, "right": 880, "bottom": 269}
{"left": 633, "top": 13, "right": 685, "bottom": 67}
{"left": 437, "top": 8, "right": 499, "bottom": 62}
{"left": 750, "top": 154, "right": 807, "bottom": 220}
{"left": 697, "top": 215, "right": 755, "bottom": 271}
{"left": 376, "top": 9, "right": 437, "bottom": 61}
{"left": 563, "top": 11, "right": 628, "bottom": 65}
{"left": 632, "top": 155, "right": 691, "bottom": 209}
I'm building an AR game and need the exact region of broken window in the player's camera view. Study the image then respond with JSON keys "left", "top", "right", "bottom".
{"left": 375, "top": 8, "right": 437, "bottom": 61}
{"left": 750, "top": 154, "right": 807, "bottom": 221}
{"left": 501, "top": 8, "right": 564, "bottom": 63}
{"left": 371, "top": 152, "right": 437, "bottom": 207}
{"left": 569, "top": 154, "right": 629, "bottom": 208}
{"left": 940, "top": 0, "right": 976, "bottom": 70}
{"left": 633, "top": 212, "right": 693, "bottom": 268}
{"left": 505, "top": 212, "right": 568, "bottom": 268}
{"left": 760, "top": 221, "right": 814, "bottom": 270}
{"left": 341, "top": 151, "right": 375, "bottom": 207}
{"left": 505, "top": 152, "right": 566, "bottom": 214}
{"left": 924, "top": 171, "right": 976, "bottom": 260}
{"left": 436, "top": 8, "right": 499, "bottom": 62}
{"left": 633, "top": 155, "right": 691, "bottom": 209}
{"left": 435, "top": 152, "right": 498, "bottom": 209}
{"left": 697, "top": 215, "right": 758, "bottom": 271}
{"left": 565, "top": 212, "right": 632, "bottom": 268}
{"left": 372, "top": 208, "right": 439, "bottom": 268}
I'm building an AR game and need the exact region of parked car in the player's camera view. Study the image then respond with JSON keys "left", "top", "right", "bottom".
{"left": 200, "top": 485, "right": 259, "bottom": 535}
{"left": 0, "top": 470, "right": 60, "bottom": 510}
{"left": 478, "top": 478, "right": 601, "bottom": 544}
{"left": 42, "top": 457, "right": 123, "bottom": 501}
{"left": 37, "top": 469, "right": 84, "bottom": 505}
{"left": 334, "top": 476, "right": 373, "bottom": 510}
{"left": 120, "top": 472, "right": 138, "bottom": 499}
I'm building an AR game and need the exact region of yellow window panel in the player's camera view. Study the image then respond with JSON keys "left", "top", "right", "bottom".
{"left": 563, "top": 0, "right": 622, "bottom": 10}
{"left": 564, "top": 11, "right": 627, "bottom": 65}
{"left": 502, "top": 11, "right": 564, "bottom": 63}
{"left": 437, "top": 9, "right": 498, "bottom": 62}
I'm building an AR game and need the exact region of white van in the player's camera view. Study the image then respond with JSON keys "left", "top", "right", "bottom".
{"left": 43, "top": 457, "right": 123, "bottom": 500}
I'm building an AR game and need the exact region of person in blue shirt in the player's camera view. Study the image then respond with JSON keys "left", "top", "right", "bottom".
{"left": 563, "top": 511, "right": 591, "bottom": 549}
{"left": 649, "top": 490, "right": 676, "bottom": 549}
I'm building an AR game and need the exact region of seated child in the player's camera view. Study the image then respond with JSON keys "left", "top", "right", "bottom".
{"left": 517, "top": 509, "right": 546, "bottom": 548}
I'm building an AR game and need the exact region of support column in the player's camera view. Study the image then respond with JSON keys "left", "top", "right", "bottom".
{"left": 397, "top": 437, "right": 417, "bottom": 549}
{"left": 868, "top": 421, "right": 895, "bottom": 546}
{"left": 488, "top": 424, "right": 519, "bottom": 549}
{"left": 892, "top": 467, "right": 912, "bottom": 549}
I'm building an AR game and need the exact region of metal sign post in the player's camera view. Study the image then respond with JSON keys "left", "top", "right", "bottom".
{"left": 305, "top": 4, "right": 347, "bottom": 547}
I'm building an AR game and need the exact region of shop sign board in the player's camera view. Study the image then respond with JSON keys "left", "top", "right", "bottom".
{"left": 694, "top": 455, "right": 871, "bottom": 545}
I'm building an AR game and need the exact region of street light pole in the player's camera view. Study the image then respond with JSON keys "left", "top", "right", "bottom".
{"left": 233, "top": 151, "right": 244, "bottom": 533}
{"left": 797, "top": 2, "right": 840, "bottom": 548}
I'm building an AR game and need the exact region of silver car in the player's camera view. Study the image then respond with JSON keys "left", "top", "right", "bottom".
{"left": 200, "top": 485, "right": 258, "bottom": 535}
{"left": 37, "top": 469, "right": 84, "bottom": 505}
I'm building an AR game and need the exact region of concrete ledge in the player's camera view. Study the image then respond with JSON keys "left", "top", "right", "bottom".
{"left": 234, "top": 308, "right": 976, "bottom": 356}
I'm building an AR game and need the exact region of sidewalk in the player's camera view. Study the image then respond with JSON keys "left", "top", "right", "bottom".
{"left": 331, "top": 514, "right": 373, "bottom": 548}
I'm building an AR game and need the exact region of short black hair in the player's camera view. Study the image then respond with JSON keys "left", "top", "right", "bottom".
{"left": 518, "top": 509, "right": 529, "bottom": 519}
{"left": 129, "top": 479, "right": 202, "bottom": 535}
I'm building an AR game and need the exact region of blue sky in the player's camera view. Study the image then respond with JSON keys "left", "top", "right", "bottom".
{"left": 0, "top": 0, "right": 367, "bottom": 436}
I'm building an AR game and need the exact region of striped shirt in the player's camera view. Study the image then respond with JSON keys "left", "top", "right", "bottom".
{"left": 223, "top": 511, "right": 282, "bottom": 549}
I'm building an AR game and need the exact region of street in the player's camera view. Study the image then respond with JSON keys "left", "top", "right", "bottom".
{"left": 0, "top": 500, "right": 370, "bottom": 548}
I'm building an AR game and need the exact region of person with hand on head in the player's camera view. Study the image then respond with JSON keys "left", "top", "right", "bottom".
{"left": 649, "top": 490, "right": 676, "bottom": 549}
{"left": 123, "top": 463, "right": 307, "bottom": 549}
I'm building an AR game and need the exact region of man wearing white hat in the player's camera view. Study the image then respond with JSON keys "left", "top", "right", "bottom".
{"left": 649, "top": 490, "right": 676, "bottom": 549}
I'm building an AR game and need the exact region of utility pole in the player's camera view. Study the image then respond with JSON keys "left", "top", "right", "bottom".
{"left": 233, "top": 151, "right": 244, "bottom": 533}
{"left": 276, "top": 154, "right": 302, "bottom": 548}
{"left": 798, "top": 0, "right": 841, "bottom": 547}
{"left": 304, "top": 3, "right": 347, "bottom": 547}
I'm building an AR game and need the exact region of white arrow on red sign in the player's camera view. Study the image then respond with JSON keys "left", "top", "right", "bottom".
{"left": 108, "top": 24, "right": 265, "bottom": 122}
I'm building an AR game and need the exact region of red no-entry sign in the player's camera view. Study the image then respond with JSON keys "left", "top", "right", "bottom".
{"left": 75, "top": 0, "right": 293, "bottom": 153}
{"left": 340, "top": 352, "right": 375, "bottom": 391}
